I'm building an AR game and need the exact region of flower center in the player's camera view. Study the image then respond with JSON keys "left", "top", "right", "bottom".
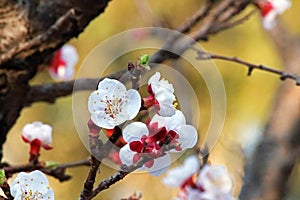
{"left": 129, "top": 125, "right": 181, "bottom": 168}
{"left": 103, "top": 95, "right": 125, "bottom": 119}
{"left": 22, "top": 189, "right": 44, "bottom": 200}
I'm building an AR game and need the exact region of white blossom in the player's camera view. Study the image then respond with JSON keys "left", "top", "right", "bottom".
{"left": 22, "top": 122, "right": 52, "bottom": 149}
{"left": 196, "top": 165, "right": 234, "bottom": 200}
{"left": 88, "top": 78, "right": 141, "bottom": 129}
{"left": 259, "top": 0, "right": 291, "bottom": 30}
{"left": 10, "top": 170, "right": 54, "bottom": 200}
{"left": 49, "top": 44, "right": 78, "bottom": 81}
{"left": 144, "top": 72, "right": 176, "bottom": 117}
{"left": 163, "top": 156, "right": 200, "bottom": 187}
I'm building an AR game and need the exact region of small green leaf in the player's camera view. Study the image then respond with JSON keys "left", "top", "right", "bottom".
{"left": 138, "top": 54, "right": 150, "bottom": 71}
{"left": 138, "top": 54, "right": 150, "bottom": 65}
{"left": 45, "top": 161, "right": 59, "bottom": 169}
{"left": 0, "top": 170, "right": 5, "bottom": 186}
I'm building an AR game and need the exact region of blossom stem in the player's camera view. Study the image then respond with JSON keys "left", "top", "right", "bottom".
{"left": 91, "top": 143, "right": 177, "bottom": 198}
{"left": 29, "top": 153, "right": 40, "bottom": 165}
{"left": 80, "top": 127, "right": 123, "bottom": 200}
{"left": 128, "top": 61, "right": 143, "bottom": 90}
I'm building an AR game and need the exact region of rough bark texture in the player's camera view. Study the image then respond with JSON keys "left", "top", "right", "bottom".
{"left": 0, "top": 0, "right": 111, "bottom": 160}
{"left": 240, "top": 24, "right": 300, "bottom": 200}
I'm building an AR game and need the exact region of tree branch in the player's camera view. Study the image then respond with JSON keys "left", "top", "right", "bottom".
{"left": 3, "top": 159, "right": 90, "bottom": 182}
{"left": 91, "top": 144, "right": 176, "bottom": 198}
{"left": 193, "top": 48, "right": 300, "bottom": 85}
{"left": 0, "top": 0, "right": 111, "bottom": 161}
{"left": 80, "top": 127, "right": 123, "bottom": 200}
{"left": 25, "top": 0, "right": 254, "bottom": 107}
{"left": 0, "top": 8, "right": 77, "bottom": 65}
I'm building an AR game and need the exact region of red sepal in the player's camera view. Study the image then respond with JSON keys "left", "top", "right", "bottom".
{"left": 258, "top": 1, "right": 274, "bottom": 16}
{"left": 42, "top": 144, "right": 53, "bottom": 150}
{"left": 29, "top": 139, "right": 42, "bottom": 156}
{"left": 129, "top": 141, "right": 144, "bottom": 153}
{"left": 21, "top": 135, "right": 30, "bottom": 143}
{"left": 144, "top": 160, "right": 154, "bottom": 168}
{"left": 87, "top": 119, "right": 101, "bottom": 136}
{"left": 49, "top": 50, "right": 66, "bottom": 74}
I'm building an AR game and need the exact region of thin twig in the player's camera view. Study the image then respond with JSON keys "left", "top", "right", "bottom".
{"left": 80, "top": 127, "right": 123, "bottom": 200}
{"left": 2, "top": 159, "right": 90, "bottom": 182}
{"left": 25, "top": 0, "right": 253, "bottom": 106}
{"left": 208, "top": 9, "right": 256, "bottom": 34}
{"left": 25, "top": 70, "right": 127, "bottom": 106}
{"left": 176, "top": 1, "right": 214, "bottom": 34}
{"left": 193, "top": 48, "right": 300, "bottom": 86}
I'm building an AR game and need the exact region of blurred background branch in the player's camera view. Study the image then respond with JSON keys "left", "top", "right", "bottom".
{"left": 240, "top": 22, "right": 300, "bottom": 200}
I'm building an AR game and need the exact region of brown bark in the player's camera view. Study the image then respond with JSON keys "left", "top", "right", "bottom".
{"left": 0, "top": 0, "right": 111, "bottom": 160}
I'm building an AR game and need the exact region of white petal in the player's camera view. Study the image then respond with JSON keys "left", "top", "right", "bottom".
{"left": 151, "top": 111, "right": 186, "bottom": 132}
{"left": 157, "top": 104, "right": 176, "bottom": 117}
{"left": 148, "top": 72, "right": 174, "bottom": 94}
{"left": 175, "top": 125, "right": 198, "bottom": 150}
{"left": 22, "top": 122, "right": 52, "bottom": 145}
{"left": 122, "top": 89, "right": 141, "bottom": 120}
{"left": 122, "top": 122, "right": 148, "bottom": 143}
{"left": 61, "top": 45, "right": 78, "bottom": 68}
{"left": 40, "top": 125, "right": 52, "bottom": 145}
{"left": 42, "top": 187, "right": 55, "bottom": 200}
{"left": 151, "top": 81, "right": 174, "bottom": 95}
{"left": 60, "top": 45, "right": 78, "bottom": 80}
{"left": 10, "top": 172, "right": 27, "bottom": 197}
{"left": 165, "top": 110, "right": 186, "bottom": 130}
{"left": 147, "top": 154, "right": 171, "bottom": 176}
{"left": 88, "top": 90, "right": 118, "bottom": 129}
{"left": 119, "top": 144, "right": 136, "bottom": 166}
{"left": 10, "top": 170, "right": 54, "bottom": 200}
{"left": 272, "top": 0, "right": 291, "bottom": 13}
{"left": 183, "top": 156, "right": 200, "bottom": 171}
{"left": 97, "top": 78, "right": 126, "bottom": 96}
{"left": 198, "top": 165, "right": 233, "bottom": 195}
{"left": 90, "top": 113, "right": 116, "bottom": 129}
{"left": 148, "top": 72, "right": 161, "bottom": 84}
{"left": 88, "top": 90, "right": 106, "bottom": 113}
{"left": 154, "top": 87, "right": 175, "bottom": 102}
{"left": 262, "top": 11, "right": 277, "bottom": 30}
{"left": 163, "top": 156, "right": 200, "bottom": 187}
{"left": 185, "top": 187, "right": 204, "bottom": 200}
{"left": 163, "top": 166, "right": 190, "bottom": 187}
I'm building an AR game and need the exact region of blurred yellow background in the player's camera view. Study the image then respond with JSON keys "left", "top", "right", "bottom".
{"left": 4, "top": 0, "right": 300, "bottom": 199}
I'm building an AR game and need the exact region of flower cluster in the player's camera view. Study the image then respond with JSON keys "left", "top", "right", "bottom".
{"left": 119, "top": 110, "right": 197, "bottom": 175}
{"left": 163, "top": 156, "right": 234, "bottom": 200}
{"left": 258, "top": 0, "right": 291, "bottom": 30}
{"left": 49, "top": 44, "right": 78, "bottom": 81}
{"left": 87, "top": 71, "right": 198, "bottom": 174}
{"left": 10, "top": 170, "right": 54, "bottom": 200}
